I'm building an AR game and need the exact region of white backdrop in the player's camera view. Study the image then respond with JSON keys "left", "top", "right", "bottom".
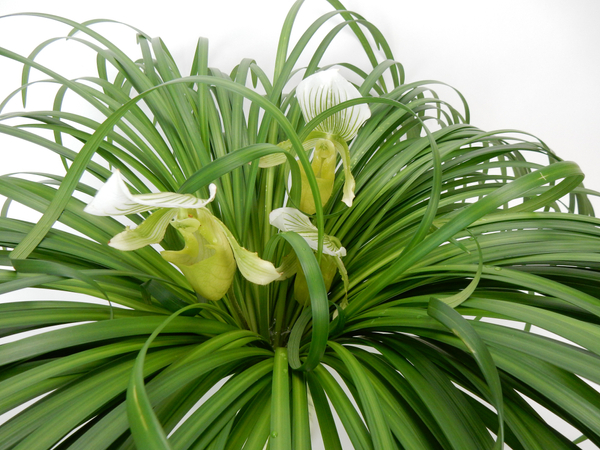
{"left": 1, "top": 0, "right": 599, "bottom": 197}
{"left": 0, "top": 1, "right": 599, "bottom": 448}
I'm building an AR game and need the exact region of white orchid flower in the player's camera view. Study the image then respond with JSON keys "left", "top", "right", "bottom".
{"left": 269, "top": 207, "right": 348, "bottom": 305}
{"left": 259, "top": 69, "right": 370, "bottom": 214}
{"left": 297, "top": 69, "right": 370, "bottom": 212}
{"left": 84, "top": 171, "right": 280, "bottom": 301}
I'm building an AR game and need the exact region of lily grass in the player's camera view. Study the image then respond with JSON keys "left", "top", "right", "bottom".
{"left": 0, "top": 1, "right": 600, "bottom": 449}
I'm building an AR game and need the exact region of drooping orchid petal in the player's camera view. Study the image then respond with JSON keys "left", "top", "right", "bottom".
{"left": 332, "top": 139, "right": 355, "bottom": 208}
{"left": 296, "top": 69, "right": 371, "bottom": 142}
{"left": 269, "top": 207, "right": 346, "bottom": 257}
{"left": 108, "top": 208, "right": 178, "bottom": 251}
{"left": 213, "top": 215, "right": 282, "bottom": 285}
{"left": 84, "top": 170, "right": 217, "bottom": 216}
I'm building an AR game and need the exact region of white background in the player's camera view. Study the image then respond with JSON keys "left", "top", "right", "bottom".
{"left": 0, "top": 0, "right": 599, "bottom": 448}
{"left": 1, "top": 0, "right": 599, "bottom": 199}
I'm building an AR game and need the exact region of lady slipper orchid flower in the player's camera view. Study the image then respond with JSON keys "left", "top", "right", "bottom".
{"left": 258, "top": 69, "right": 370, "bottom": 214}
{"left": 269, "top": 207, "right": 348, "bottom": 305}
{"left": 297, "top": 69, "right": 371, "bottom": 213}
{"left": 84, "top": 171, "right": 281, "bottom": 301}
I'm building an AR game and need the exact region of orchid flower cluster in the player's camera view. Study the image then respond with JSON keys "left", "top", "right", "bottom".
{"left": 85, "top": 69, "right": 369, "bottom": 303}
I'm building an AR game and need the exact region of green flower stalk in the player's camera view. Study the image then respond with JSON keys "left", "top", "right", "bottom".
{"left": 84, "top": 171, "right": 280, "bottom": 300}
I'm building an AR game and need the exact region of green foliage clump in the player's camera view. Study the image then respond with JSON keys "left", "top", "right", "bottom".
{"left": 0, "top": 1, "right": 599, "bottom": 449}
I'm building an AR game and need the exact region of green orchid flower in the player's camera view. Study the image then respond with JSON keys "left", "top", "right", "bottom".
{"left": 260, "top": 69, "right": 370, "bottom": 214}
{"left": 84, "top": 171, "right": 280, "bottom": 301}
{"left": 269, "top": 207, "right": 348, "bottom": 305}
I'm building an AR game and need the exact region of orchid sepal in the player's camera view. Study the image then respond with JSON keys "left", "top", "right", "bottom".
{"left": 84, "top": 170, "right": 217, "bottom": 216}
{"left": 331, "top": 137, "right": 355, "bottom": 207}
{"left": 269, "top": 207, "right": 346, "bottom": 257}
{"left": 296, "top": 69, "right": 371, "bottom": 142}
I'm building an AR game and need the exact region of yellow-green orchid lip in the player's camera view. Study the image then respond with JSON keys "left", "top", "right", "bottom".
{"left": 296, "top": 68, "right": 371, "bottom": 142}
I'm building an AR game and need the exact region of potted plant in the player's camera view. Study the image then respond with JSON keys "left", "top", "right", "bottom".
{"left": 1, "top": 1, "right": 599, "bottom": 449}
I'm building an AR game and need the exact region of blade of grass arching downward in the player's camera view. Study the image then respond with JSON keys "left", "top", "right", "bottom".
{"left": 176, "top": 379, "right": 270, "bottom": 450}
{"left": 224, "top": 391, "right": 272, "bottom": 450}
{"left": 310, "top": 365, "right": 373, "bottom": 450}
{"left": 0, "top": 315, "right": 230, "bottom": 366}
{"left": 328, "top": 342, "right": 396, "bottom": 450}
{"left": 10, "top": 259, "right": 111, "bottom": 310}
{"left": 326, "top": 0, "right": 402, "bottom": 88}
{"left": 464, "top": 297, "right": 600, "bottom": 354}
{"left": 126, "top": 302, "right": 272, "bottom": 450}
{"left": 490, "top": 345, "right": 600, "bottom": 440}
{"left": 0, "top": 336, "right": 195, "bottom": 416}
{"left": 127, "top": 304, "right": 213, "bottom": 450}
{"left": 369, "top": 337, "right": 488, "bottom": 450}
{"left": 428, "top": 298, "right": 505, "bottom": 450}
{"left": 274, "top": 0, "right": 304, "bottom": 81}
{"left": 167, "top": 361, "right": 274, "bottom": 450}
{"left": 306, "top": 371, "right": 344, "bottom": 450}
{"left": 1, "top": 347, "right": 188, "bottom": 450}
{"left": 67, "top": 350, "right": 267, "bottom": 450}
{"left": 347, "top": 160, "right": 585, "bottom": 317}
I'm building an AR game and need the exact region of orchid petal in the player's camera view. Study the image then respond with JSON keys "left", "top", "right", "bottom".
{"left": 258, "top": 140, "right": 292, "bottom": 168}
{"left": 213, "top": 216, "right": 281, "bottom": 285}
{"left": 84, "top": 170, "right": 217, "bottom": 216}
{"left": 332, "top": 139, "right": 356, "bottom": 207}
{"left": 297, "top": 69, "right": 371, "bottom": 142}
{"left": 258, "top": 153, "right": 288, "bottom": 168}
{"left": 269, "top": 207, "right": 346, "bottom": 257}
{"left": 108, "top": 208, "right": 178, "bottom": 251}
